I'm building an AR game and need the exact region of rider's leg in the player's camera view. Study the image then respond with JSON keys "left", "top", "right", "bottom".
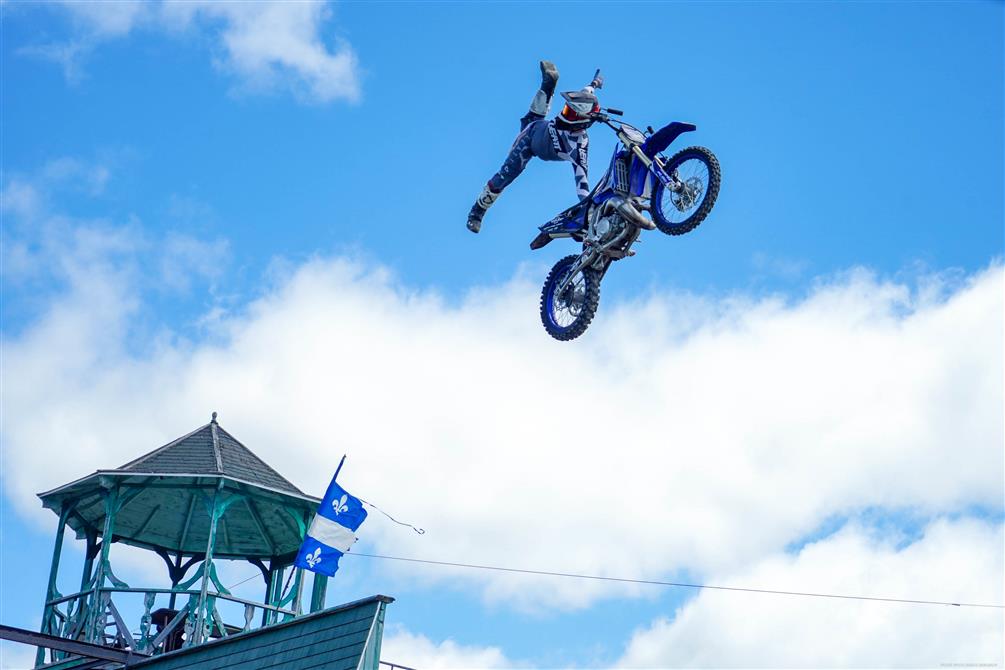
{"left": 467, "top": 129, "right": 535, "bottom": 233}
{"left": 467, "top": 61, "right": 558, "bottom": 234}
{"left": 520, "top": 60, "right": 559, "bottom": 129}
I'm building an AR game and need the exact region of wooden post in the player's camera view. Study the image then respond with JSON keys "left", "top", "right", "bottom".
{"left": 292, "top": 568, "right": 306, "bottom": 616}
{"left": 193, "top": 484, "right": 223, "bottom": 645}
{"left": 88, "top": 483, "right": 119, "bottom": 643}
{"left": 35, "top": 504, "right": 73, "bottom": 666}
{"left": 79, "top": 531, "right": 98, "bottom": 592}
{"left": 267, "top": 565, "right": 285, "bottom": 626}
{"left": 168, "top": 552, "right": 183, "bottom": 610}
{"left": 260, "top": 562, "right": 275, "bottom": 628}
{"left": 309, "top": 573, "right": 328, "bottom": 613}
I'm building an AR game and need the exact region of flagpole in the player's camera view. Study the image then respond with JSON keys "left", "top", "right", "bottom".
{"left": 306, "top": 454, "right": 345, "bottom": 613}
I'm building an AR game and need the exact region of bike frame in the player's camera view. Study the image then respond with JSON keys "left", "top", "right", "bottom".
{"left": 535, "top": 116, "right": 697, "bottom": 242}
{"left": 532, "top": 114, "right": 698, "bottom": 295}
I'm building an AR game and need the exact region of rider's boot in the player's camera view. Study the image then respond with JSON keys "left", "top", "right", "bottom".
{"left": 540, "top": 60, "right": 559, "bottom": 96}
{"left": 466, "top": 185, "right": 500, "bottom": 233}
{"left": 529, "top": 60, "right": 560, "bottom": 117}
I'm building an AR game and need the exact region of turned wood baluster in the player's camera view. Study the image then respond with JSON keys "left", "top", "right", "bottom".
{"left": 137, "top": 591, "right": 156, "bottom": 651}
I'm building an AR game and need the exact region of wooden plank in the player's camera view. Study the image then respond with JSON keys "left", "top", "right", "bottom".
{"left": 141, "top": 612, "right": 374, "bottom": 668}
{"left": 130, "top": 599, "right": 386, "bottom": 670}
{"left": 0, "top": 623, "right": 146, "bottom": 664}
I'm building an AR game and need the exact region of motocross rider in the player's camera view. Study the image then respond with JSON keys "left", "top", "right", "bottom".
{"left": 466, "top": 61, "right": 603, "bottom": 233}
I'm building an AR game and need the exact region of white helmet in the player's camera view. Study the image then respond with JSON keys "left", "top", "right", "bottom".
{"left": 559, "top": 89, "right": 600, "bottom": 126}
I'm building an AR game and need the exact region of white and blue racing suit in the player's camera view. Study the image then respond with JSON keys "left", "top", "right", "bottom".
{"left": 485, "top": 87, "right": 595, "bottom": 201}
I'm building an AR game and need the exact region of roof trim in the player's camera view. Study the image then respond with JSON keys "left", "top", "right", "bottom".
{"left": 38, "top": 471, "right": 321, "bottom": 506}
{"left": 210, "top": 418, "right": 225, "bottom": 473}
{"left": 214, "top": 423, "right": 302, "bottom": 495}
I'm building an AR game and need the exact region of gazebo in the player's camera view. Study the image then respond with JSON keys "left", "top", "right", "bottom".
{"left": 31, "top": 413, "right": 351, "bottom": 667}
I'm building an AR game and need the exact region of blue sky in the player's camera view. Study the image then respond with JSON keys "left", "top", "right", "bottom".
{"left": 2, "top": 2, "right": 1003, "bottom": 668}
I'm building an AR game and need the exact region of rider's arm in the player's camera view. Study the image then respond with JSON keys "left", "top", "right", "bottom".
{"left": 572, "top": 70, "right": 600, "bottom": 199}
{"left": 572, "top": 133, "right": 590, "bottom": 200}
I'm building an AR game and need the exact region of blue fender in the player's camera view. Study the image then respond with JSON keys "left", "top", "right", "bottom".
{"left": 641, "top": 122, "right": 697, "bottom": 158}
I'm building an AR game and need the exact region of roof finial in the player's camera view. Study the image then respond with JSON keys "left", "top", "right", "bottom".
{"left": 211, "top": 411, "right": 218, "bottom": 424}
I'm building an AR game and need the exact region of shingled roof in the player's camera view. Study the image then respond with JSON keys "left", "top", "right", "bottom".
{"left": 116, "top": 412, "right": 304, "bottom": 496}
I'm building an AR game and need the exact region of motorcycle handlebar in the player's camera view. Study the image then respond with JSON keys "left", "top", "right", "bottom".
{"left": 605, "top": 107, "right": 624, "bottom": 116}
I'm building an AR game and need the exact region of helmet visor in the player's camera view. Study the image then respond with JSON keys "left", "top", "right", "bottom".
{"left": 561, "top": 101, "right": 600, "bottom": 123}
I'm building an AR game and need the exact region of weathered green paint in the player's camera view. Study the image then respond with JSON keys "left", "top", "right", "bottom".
{"left": 79, "top": 530, "right": 97, "bottom": 592}
{"left": 167, "top": 552, "right": 183, "bottom": 610}
{"left": 309, "top": 575, "right": 328, "bottom": 613}
{"left": 276, "top": 569, "right": 302, "bottom": 610}
{"left": 31, "top": 417, "right": 383, "bottom": 666}
{"left": 262, "top": 564, "right": 280, "bottom": 627}
{"left": 192, "top": 485, "right": 222, "bottom": 646}
{"left": 176, "top": 494, "right": 197, "bottom": 551}
{"left": 292, "top": 567, "right": 306, "bottom": 617}
{"left": 37, "top": 504, "right": 73, "bottom": 666}
{"left": 245, "top": 497, "right": 277, "bottom": 555}
{"left": 115, "top": 484, "right": 148, "bottom": 514}
{"left": 37, "top": 418, "right": 319, "bottom": 561}
{"left": 41, "top": 474, "right": 316, "bottom": 559}
{"left": 136, "top": 591, "right": 156, "bottom": 653}
{"left": 134, "top": 504, "right": 161, "bottom": 537}
{"left": 88, "top": 484, "right": 119, "bottom": 642}
{"left": 130, "top": 596, "right": 393, "bottom": 670}
{"left": 175, "top": 562, "right": 205, "bottom": 591}
{"left": 207, "top": 560, "right": 230, "bottom": 596}
{"left": 359, "top": 601, "right": 388, "bottom": 670}
{"left": 100, "top": 556, "right": 130, "bottom": 589}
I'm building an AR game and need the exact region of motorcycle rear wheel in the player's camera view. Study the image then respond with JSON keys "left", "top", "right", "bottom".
{"left": 540, "top": 255, "right": 601, "bottom": 341}
{"left": 651, "top": 146, "right": 721, "bottom": 236}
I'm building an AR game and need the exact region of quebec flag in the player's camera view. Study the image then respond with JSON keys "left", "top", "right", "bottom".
{"left": 294, "top": 476, "right": 368, "bottom": 577}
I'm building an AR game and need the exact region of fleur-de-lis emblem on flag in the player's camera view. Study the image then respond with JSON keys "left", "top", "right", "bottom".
{"left": 305, "top": 547, "right": 322, "bottom": 568}
{"left": 332, "top": 494, "right": 349, "bottom": 516}
{"left": 296, "top": 471, "right": 366, "bottom": 577}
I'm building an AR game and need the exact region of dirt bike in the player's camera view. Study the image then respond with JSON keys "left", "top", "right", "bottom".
{"left": 531, "top": 108, "right": 720, "bottom": 340}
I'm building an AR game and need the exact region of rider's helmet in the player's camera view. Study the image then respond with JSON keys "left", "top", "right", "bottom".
{"left": 559, "top": 89, "right": 600, "bottom": 126}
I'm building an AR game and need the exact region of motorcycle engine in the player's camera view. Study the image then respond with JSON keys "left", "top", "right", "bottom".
{"left": 586, "top": 210, "right": 627, "bottom": 246}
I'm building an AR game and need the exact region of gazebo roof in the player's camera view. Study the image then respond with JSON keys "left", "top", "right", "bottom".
{"left": 116, "top": 414, "right": 305, "bottom": 496}
{"left": 37, "top": 415, "right": 320, "bottom": 560}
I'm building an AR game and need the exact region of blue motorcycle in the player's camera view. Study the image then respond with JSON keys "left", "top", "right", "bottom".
{"left": 531, "top": 108, "right": 720, "bottom": 340}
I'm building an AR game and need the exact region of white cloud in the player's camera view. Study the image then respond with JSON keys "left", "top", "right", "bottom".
{"left": 19, "top": 1, "right": 359, "bottom": 103}
{"left": 381, "top": 626, "right": 515, "bottom": 669}
{"left": 41, "top": 157, "right": 110, "bottom": 195}
{"left": 617, "top": 517, "right": 1005, "bottom": 668}
{"left": 1, "top": 162, "right": 228, "bottom": 296}
{"left": 160, "top": 1, "right": 359, "bottom": 103}
{"left": 55, "top": 0, "right": 150, "bottom": 38}
{"left": 1, "top": 156, "right": 109, "bottom": 223}
{"left": 0, "top": 179, "right": 42, "bottom": 220}
{"left": 159, "top": 233, "right": 231, "bottom": 293}
{"left": 2, "top": 217, "right": 1001, "bottom": 619}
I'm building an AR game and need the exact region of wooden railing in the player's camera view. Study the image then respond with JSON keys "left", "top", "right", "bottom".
{"left": 37, "top": 586, "right": 298, "bottom": 666}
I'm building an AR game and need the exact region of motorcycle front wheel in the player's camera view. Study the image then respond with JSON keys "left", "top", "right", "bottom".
{"left": 539, "top": 255, "right": 601, "bottom": 341}
{"left": 651, "top": 146, "right": 721, "bottom": 236}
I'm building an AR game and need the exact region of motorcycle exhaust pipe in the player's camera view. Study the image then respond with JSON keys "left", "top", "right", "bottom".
{"left": 609, "top": 195, "right": 655, "bottom": 230}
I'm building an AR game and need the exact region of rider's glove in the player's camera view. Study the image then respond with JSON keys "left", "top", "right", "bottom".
{"left": 590, "top": 69, "right": 604, "bottom": 90}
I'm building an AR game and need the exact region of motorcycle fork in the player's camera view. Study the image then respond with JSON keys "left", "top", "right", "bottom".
{"left": 555, "top": 230, "right": 634, "bottom": 296}
{"left": 647, "top": 152, "right": 683, "bottom": 192}
{"left": 555, "top": 254, "right": 594, "bottom": 297}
